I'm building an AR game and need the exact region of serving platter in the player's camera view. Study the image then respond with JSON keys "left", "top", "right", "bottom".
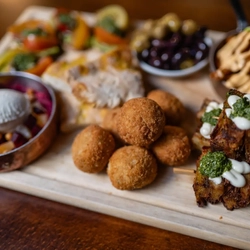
{"left": 0, "top": 6, "right": 249, "bottom": 249}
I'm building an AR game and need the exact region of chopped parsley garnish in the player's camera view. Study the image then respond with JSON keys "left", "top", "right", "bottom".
{"left": 97, "top": 16, "right": 123, "bottom": 36}
{"left": 12, "top": 53, "right": 37, "bottom": 71}
{"left": 58, "top": 13, "right": 76, "bottom": 30}
{"left": 230, "top": 97, "right": 250, "bottom": 120}
{"left": 21, "top": 27, "right": 47, "bottom": 37}
{"left": 199, "top": 151, "right": 232, "bottom": 178}
{"left": 201, "top": 108, "right": 222, "bottom": 126}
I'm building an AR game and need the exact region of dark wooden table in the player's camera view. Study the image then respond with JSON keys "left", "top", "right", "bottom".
{"left": 0, "top": 0, "right": 248, "bottom": 249}
{"left": 0, "top": 187, "right": 237, "bottom": 250}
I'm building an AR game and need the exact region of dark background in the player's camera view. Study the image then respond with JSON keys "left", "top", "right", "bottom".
{"left": 0, "top": 0, "right": 250, "bottom": 38}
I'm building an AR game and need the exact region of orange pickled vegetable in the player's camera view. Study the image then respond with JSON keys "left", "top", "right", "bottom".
{"left": 25, "top": 56, "right": 53, "bottom": 76}
{"left": 71, "top": 15, "right": 90, "bottom": 50}
{"left": 94, "top": 27, "right": 127, "bottom": 45}
{"left": 23, "top": 35, "right": 59, "bottom": 52}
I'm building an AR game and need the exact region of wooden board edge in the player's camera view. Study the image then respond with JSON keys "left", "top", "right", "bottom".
{"left": 0, "top": 171, "right": 249, "bottom": 250}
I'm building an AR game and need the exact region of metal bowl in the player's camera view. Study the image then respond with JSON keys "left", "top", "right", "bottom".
{"left": 209, "top": 0, "right": 248, "bottom": 99}
{"left": 0, "top": 72, "right": 57, "bottom": 172}
{"left": 209, "top": 30, "right": 238, "bottom": 99}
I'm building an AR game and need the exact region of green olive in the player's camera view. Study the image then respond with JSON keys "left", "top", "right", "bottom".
{"left": 130, "top": 35, "right": 150, "bottom": 52}
{"left": 131, "top": 29, "right": 148, "bottom": 40}
{"left": 159, "top": 13, "right": 179, "bottom": 25}
{"left": 151, "top": 24, "right": 167, "bottom": 39}
{"left": 167, "top": 17, "right": 182, "bottom": 32}
{"left": 134, "top": 33, "right": 149, "bottom": 42}
{"left": 155, "top": 19, "right": 168, "bottom": 30}
{"left": 181, "top": 19, "right": 198, "bottom": 35}
{"left": 180, "top": 59, "right": 195, "bottom": 69}
{"left": 142, "top": 19, "right": 155, "bottom": 31}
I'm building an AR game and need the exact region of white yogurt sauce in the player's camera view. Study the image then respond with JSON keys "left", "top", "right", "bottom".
{"left": 200, "top": 101, "right": 223, "bottom": 139}
{"left": 226, "top": 94, "right": 250, "bottom": 130}
{"left": 200, "top": 122, "right": 215, "bottom": 139}
{"left": 209, "top": 158, "right": 250, "bottom": 187}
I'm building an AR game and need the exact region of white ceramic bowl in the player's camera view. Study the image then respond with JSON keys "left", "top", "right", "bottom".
{"left": 138, "top": 37, "right": 213, "bottom": 78}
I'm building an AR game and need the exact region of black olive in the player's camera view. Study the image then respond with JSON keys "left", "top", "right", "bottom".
{"left": 148, "top": 57, "right": 163, "bottom": 68}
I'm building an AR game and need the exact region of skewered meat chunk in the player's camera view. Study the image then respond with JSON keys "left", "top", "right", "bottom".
{"left": 193, "top": 148, "right": 250, "bottom": 210}
{"left": 210, "top": 106, "right": 245, "bottom": 161}
{"left": 191, "top": 98, "right": 221, "bottom": 151}
{"left": 193, "top": 148, "right": 225, "bottom": 207}
{"left": 193, "top": 89, "right": 250, "bottom": 210}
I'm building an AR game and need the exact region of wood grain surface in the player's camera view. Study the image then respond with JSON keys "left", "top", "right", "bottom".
{"left": 0, "top": 0, "right": 250, "bottom": 38}
{"left": 0, "top": 1, "right": 247, "bottom": 249}
{"left": 0, "top": 187, "right": 237, "bottom": 250}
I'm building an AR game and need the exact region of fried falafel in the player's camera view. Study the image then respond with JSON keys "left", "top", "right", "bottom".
{"left": 147, "top": 90, "right": 186, "bottom": 125}
{"left": 116, "top": 97, "right": 165, "bottom": 148}
{"left": 101, "top": 108, "right": 123, "bottom": 146}
{"left": 107, "top": 145, "right": 158, "bottom": 190}
{"left": 152, "top": 125, "right": 191, "bottom": 166}
{"left": 72, "top": 124, "right": 116, "bottom": 173}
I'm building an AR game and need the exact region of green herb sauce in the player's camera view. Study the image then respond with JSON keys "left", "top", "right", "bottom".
{"left": 199, "top": 151, "right": 232, "bottom": 178}
{"left": 230, "top": 97, "right": 250, "bottom": 120}
{"left": 201, "top": 108, "right": 222, "bottom": 126}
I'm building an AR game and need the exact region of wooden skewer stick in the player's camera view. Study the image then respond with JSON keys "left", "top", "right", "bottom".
{"left": 173, "top": 167, "right": 195, "bottom": 175}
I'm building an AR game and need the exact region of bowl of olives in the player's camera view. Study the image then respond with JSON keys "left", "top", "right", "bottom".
{"left": 131, "top": 13, "right": 212, "bottom": 77}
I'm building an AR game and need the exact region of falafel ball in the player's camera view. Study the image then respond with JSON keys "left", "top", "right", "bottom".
{"left": 72, "top": 125, "right": 116, "bottom": 173}
{"left": 147, "top": 90, "right": 186, "bottom": 125}
{"left": 116, "top": 97, "right": 165, "bottom": 148}
{"left": 102, "top": 108, "right": 120, "bottom": 133}
{"left": 107, "top": 145, "right": 158, "bottom": 190}
{"left": 152, "top": 126, "right": 191, "bottom": 166}
{"left": 101, "top": 108, "right": 123, "bottom": 145}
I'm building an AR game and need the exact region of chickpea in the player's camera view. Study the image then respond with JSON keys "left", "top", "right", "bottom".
{"left": 5, "top": 133, "right": 12, "bottom": 141}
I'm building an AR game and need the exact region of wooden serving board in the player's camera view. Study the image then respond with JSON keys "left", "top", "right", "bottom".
{"left": 0, "top": 6, "right": 249, "bottom": 249}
